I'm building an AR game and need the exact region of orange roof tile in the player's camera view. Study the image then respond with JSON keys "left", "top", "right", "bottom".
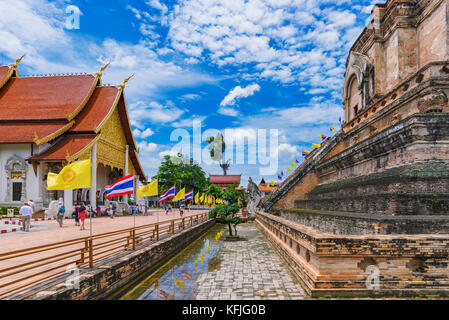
{"left": 71, "top": 86, "right": 120, "bottom": 132}
{"left": 0, "top": 74, "right": 98, "bottom": 121}
{"left": 258, "top": 185, "right": 276, "bottom": 192}
{"left": 0, "top": 122, "right": 70, "bottom": 144}
{"left": 28, "top": 135, "right": 97, "bottom": 161}
{"left": 210, "top": 175, "right": 241, "bottom": 184}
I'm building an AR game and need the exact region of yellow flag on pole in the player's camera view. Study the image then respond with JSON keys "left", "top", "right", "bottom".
{"left": 286, "top": 166, "right": 292, "bottom": 172}
{"left": 292, "top": 161, "right": 296, "bottom": 168}
{"left": 194, "top": 192, "right": 199, "bottom": 204}
{"left": 137, "top": 179, "right": 158, "bottom": 198}
{"left": 200, "top": 193, "right": 204, "bottom": 203}
{"left": 199, "top": 254, "right": 204, "bottom": 264}
{"left": 312, "top": 143, "right": 321, "bottom": 149}
{"left": 47, "top": 159, "right": 91, "bottom": 190}
{"left": 173, "top": 188, "right": 185, "bottom": 202}
{"left": 194, "top": 259, "right": 199, "bottom": 271}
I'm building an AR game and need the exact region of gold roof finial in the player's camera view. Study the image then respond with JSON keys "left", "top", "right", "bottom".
{"left": 33, "top": 132, "right": 39, "bottom": 142}
{"left": 98, "top": 62, "right": 110, "bottom": 77}
{"left": 13, "top": 55, "right": 25, "bottom": 68}
{"left": 65, "top": 150, "right": 71, "bottom": 162}
{"left": 121, "top": 74, "right": 134, "bottom": 89}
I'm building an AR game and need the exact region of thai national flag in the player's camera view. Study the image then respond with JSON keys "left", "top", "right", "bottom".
{"left": 105, "top": 174, "right": 134, "bottom": 199}
{"left": 183, "top": 190, "right": 193, "bottom": 201}
{"left": 158, "top": 185, "right": 176, "bottom": 203}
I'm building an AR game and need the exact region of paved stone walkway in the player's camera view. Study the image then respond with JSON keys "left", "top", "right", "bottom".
{"left": 195, "top": 223, "right": 307, "bottom": 300}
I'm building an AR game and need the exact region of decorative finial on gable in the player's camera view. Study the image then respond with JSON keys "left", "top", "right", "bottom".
{"left": 13, "top": 55, "right": 25, "bottom": 68}
{"left": 98, "top": 62, "right": 110, "bottom": 77}
{"left": 33, "top": 131, "right": 39, "bottom": 143}
{"left": 66, "top": 150, "right": 71, "bottom": 162}
{"left": 121, "top": 74, "right": 134, "bottom": 89}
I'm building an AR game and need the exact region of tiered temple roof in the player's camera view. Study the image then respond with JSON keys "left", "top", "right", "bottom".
{"left": 0, "top": 58, "right": 146, "bottom": 180}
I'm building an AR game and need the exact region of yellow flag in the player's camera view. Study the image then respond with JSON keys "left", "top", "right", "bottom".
{"left": 200, "top": 193, "right": 204, "bottom": 203}
{"left": 199, "top": 254, "right": 204, "bottom": 264}
{"left": 292, "top": 162, "right": 296, "bottom": 168}
{"left": 204, "top": 248, "right": 207, "bottom": 258}
{"left": 172, "top": 276, "right": 185, "bottom": 292}
{"left": 137, "top": 179, "right": 158, "bottom": 198}
{"left": 195, "top": 192, "right": 199, "bottom": 204}
{"left": 173, "top": 188, "right": 185, "bottom": 202}
{"left": 194, "top": 259, "right": 199, "bottom": 271}
{"left": 331, "top": 126, "right": 336, "bottom": 132}
{"left": 286, "top": 166, "right": 291, "bottom": 172}
{"left": 312, "top": 143, "right": 321, "bottom": 149}
{"left": 47, "top": 159, "right": 91, "bottom": 190}
{"left": 271, "top": 180, "right": 276, "bottom": 186}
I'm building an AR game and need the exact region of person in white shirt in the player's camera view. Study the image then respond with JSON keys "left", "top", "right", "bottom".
{"left": 19, "top": 202, "right": 33, "bottom": 232}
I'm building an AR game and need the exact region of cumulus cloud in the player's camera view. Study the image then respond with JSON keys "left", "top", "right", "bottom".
{"left": 133, "top": 128, "right": 155, "bottom": 139}
{"left": 167, "top": 0, "right": 369, "bottom": 90}
{"left": 220, "top": 84, "right": 261, "bottom": 107}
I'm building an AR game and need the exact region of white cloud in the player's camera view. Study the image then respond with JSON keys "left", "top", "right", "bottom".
{"left": 128, "top": 101, "right": 185, "bottom": 127}
{"left": 138, "top": 141, "right": 158, "bottom": 153}
{"left": 133, "top": 128, "right": 155, "bottom": 139}
{"left": 220, "top": 83, "right": 261, "bottom": 107}
{"left": 218, "top": 106, "right": 240, "bottom": 117}
{"left": 168, "top": 0, "right": 371, "bottom": 89}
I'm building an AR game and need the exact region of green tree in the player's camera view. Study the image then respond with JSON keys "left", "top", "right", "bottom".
{"left": 206, "top": 184, "right": 223, "bottom": 199}
{"left": 222, "top": 182, "right": 244, "bottom": 205}
{"left": 208, "top": 183, "right": 244, "bottom": 237}
{"left": 152, "top": 155, "right": 209, "bottom": 195}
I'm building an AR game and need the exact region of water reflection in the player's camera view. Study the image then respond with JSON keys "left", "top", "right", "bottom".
{"left": 119, "top": 226, "right": 225, "bottom": 300}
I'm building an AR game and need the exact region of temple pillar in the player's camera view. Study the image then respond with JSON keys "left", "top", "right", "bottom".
{"left": 134, "top": 173, "right": 139, "bottom": 204}
{"left": 89, "top": 144, "right": 97, "bottom": 209}
{"left": 64, "top": 189, "right": 73, "bottom": 217}
{"left": 124, "top": 145, "right": 129, "bottom": 202}
{"left": 36, "top": 162, "right": 44, "bottom": 210}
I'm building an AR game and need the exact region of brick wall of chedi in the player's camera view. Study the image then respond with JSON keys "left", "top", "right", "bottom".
{"left": 256, "top": 211, "right": 449, "bottom": 297}
{"left": 258, "top": 0, "right": 449, "bottom": 297}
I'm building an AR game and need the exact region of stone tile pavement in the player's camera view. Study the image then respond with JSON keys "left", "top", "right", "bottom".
{"left": 195, "top": 223, "right": 307, "bottom": 300}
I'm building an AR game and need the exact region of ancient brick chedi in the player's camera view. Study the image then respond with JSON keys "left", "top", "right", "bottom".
{"left": 257, "top": 0, "right": 449, "bottom": 297}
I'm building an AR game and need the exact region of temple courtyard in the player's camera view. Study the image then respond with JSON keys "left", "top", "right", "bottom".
{"left": 0, "top": 210, "right": 208, "bottom": 253}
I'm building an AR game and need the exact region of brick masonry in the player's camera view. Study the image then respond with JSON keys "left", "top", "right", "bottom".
{"left": 256, "top": 211, "right": 449, "bottom": 298}
{"left": 258, "top": 0, "right": 449, "bottom": 298}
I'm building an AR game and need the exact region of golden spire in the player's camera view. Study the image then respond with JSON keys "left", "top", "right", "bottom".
{"left": 65, "top": 150, "right": 71, "bottom": 162}
{"left": 13, "top": 55, "right": 25, "bottom": 68}
{"left": 98, "top": 62, "right": 110, "bottom": 77}
{"left": 121, "top": 74, "right": 134, "bottom": 89}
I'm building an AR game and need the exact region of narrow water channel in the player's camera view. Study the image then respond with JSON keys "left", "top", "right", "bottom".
{"left": 113, "top": 225, "right": 226, "bottom": 300}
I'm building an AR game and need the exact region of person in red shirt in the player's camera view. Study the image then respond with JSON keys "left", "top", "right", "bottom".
{"left": 79, "top": 202, "right": 87, "bottom": 230}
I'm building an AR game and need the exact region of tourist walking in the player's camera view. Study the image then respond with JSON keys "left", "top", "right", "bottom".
{"left": 109, "top": 203, "right": 116, "bottom": 219}
{"left": 96, "top": 205, "right": 101, "bottom": 217}
{"left": 19, "top": 202, "right": 33, "bottom": 232}
{"left": 56, "top": 201, "right": 65, "bottom": 227}
{"left": 79, "top": 202, "right": 87, "bottom": 230}
{"left": 179, "top": 202, "right": 184, "bottom": 217}
{"left": 165, "top": 204, "right": 169, "bottom": 215}
{"left": 73, "top": 205, "right": 80, "bottom": 226}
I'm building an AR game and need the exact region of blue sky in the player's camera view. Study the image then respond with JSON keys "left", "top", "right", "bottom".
{"left": 0, "top": 0, "right": 377, "bottom": 186}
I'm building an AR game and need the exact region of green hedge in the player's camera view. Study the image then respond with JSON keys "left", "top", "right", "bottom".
{"left": 0, "top": 206, "right": 20, "bottom": 216}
